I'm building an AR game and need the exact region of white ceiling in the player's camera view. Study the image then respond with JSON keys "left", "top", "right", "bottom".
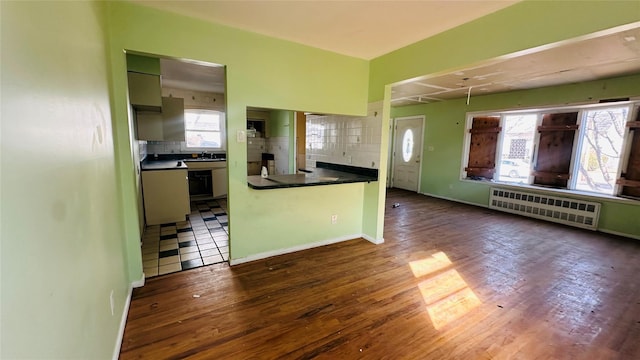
{"left": 392, "top": 25, "right": 640, "bottom": 106}
{"left": 160, "top": 58, "right": 225, "bottom": 93}
{"left": 130, "top": 0, "right": 521, "bottom": 60}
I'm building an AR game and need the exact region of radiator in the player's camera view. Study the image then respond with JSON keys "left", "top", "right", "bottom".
{"left": 489, "top": 187, "right": 601, "bottom": 230}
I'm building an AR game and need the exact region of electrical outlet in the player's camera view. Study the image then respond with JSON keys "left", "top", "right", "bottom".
{"left": 331, "top": 214, "right": 338, "bottom": 224}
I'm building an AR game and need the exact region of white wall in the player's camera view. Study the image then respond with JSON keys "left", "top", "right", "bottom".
{"left": 306, "top": 103, "right": 383, "bottom": 169}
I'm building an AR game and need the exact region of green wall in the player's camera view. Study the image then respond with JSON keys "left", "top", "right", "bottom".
{"left": 391, "top": 74, "right": 640, "bottom": 238}
{"left": 126, "top": 53, "right": 161, "bottom": 75}
{"left": 2, "top": 0, "right": 637, "bottom": 357}
{"left": 267, "top": 110, "right": 296, "bottom": 174}
{"left": 1, "top": 1, "right": 129, "bottom": 358}
{"left": 268, "top": 109, "right": 292, "bottom": 137}
{"left": 268, "top": 109, "right": 296, "bottom": 173}
{"left": 370, "top": 0, "right": 640, "bottom": 101}
{"left": 105, "top": 0, "right": 374, "bottom": 273}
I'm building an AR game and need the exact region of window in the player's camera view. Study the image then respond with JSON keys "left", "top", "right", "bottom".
{"left": 184, "top": 109, "right": 225, "bottom": 150}
{"left": 496, "top": 114, "right": 537, "bottom": 182}
{"left": 463, "top": 102, "right": 640, "bottom": 199}
{"left": 402, "top": 129, "right": 414, "bottom": 162}
{"left": 574, "top": 107, "right": 627, "bottom": 195}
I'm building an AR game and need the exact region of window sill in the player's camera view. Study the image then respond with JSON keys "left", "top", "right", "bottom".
{"left": 460, "top": 178, "right": 639, "bottom": 205}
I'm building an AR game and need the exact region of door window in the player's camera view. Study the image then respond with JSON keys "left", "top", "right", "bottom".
{"left": 402, "top": 129, "right": 414, "bottom": 162}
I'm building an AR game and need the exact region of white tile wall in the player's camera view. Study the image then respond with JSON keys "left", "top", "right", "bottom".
{"left": 247, "top": 138, "right": 266, "bottom": 162}
{"left": 139, "top": 141, "right": 147, "bottom": 160}
{"left": 306, "top": 103, "right": 382, "bottom": 169}
{"left": 246, "top": 137, "right": 289, "bottom": 175}
{"left": 146, "top": 141, "right": 184, "bottom": 155}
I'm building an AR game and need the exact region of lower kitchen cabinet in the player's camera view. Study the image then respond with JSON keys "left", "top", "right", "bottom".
{"left": 186, "top": 161, "right": 227, "bottom": 199}
{"left": 141, "top": 169, "right": 190, "bottom": 225}
{"left": 212, "top": 167, "right": 228, "bottom": 198}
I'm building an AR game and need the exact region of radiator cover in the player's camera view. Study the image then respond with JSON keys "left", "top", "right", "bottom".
{"left": 489, "top": 187, "right": 601, "bottom": 230}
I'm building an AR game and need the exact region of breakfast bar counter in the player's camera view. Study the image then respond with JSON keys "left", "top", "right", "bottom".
{"left": 247, "top": 162, "right": 378, "bottom": 190}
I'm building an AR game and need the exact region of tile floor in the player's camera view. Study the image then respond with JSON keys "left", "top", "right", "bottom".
{"left": 141, "top": 199, "right": 229, "bottom": 278}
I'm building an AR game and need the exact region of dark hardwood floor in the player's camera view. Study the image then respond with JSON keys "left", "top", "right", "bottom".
{"left": 120, "top": 188, "right": 640, "bottom": 359}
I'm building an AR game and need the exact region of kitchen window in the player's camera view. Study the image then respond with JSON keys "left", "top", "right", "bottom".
{"left": 184, "top": 109, "right": 225, "bottom": 150}
{"left": 462, "top": 102, "right": 640, "bottom": 199}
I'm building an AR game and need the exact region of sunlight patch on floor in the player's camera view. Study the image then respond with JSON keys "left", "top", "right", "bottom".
{"left": 410, "top": 252, "right": 481, "bottom": 330}
{"left": 409, "top": 251, "right": 452, "bottom": 278}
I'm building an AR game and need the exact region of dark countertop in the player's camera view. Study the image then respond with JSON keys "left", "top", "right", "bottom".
{"left": 247, "top": 162, "right": 378, "bottom": 190}
{"left": 141, "top": 154, "right": 226, "bottom": 171}
{"left": 141, "top": 159, "right": 188, "bottom": 171}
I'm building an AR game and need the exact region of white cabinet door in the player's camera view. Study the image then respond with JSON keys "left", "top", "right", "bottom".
{"left": 136, "top": 111, "right": 164, "bottom": 141}
{"left": 162, "top": 97, "right": 185, "bottom": 141}
{"left": 212, "top": 167, "right": 228, "bottom": 198}
{"left": 136, "top": 97, "right": 185, "bottom": 141}
{"left": 127, "top": 72, "right": 162, "bottom": 111}
{"left": 141, "top": 169, "right": 190, "bottom": 225}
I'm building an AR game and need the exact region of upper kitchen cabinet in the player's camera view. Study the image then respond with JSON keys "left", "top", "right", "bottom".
{"left": 136, "top": 96, "right": 185, "bottom": 141}
{"left": 126, "top": 53, "right": 162, "bottom": 111}
{"left": 127, "top": 72, "right": 162, "bottom": 111}
{"left": 247, "top": 109, "right": 270, "bottom": 138}
{"left": 161, "top": 96, "right": 185, "bottom": 141}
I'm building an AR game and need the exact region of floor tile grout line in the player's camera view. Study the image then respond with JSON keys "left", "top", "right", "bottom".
{"left": 143, "top": 199, "right": 229, "bottom": 278}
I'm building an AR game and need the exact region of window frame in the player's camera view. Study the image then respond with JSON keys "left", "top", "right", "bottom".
{"left": 181, "top": 109, "right": 226, "bottom": 152}
{"left": 462, "top": 101, "right": 640, "bottom": 200}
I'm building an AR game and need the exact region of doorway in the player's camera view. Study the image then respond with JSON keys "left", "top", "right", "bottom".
{"left": 126, "top": 53, "right": 230, "bottom": 277}
{"left": 392, "top": 116, "right": 424, "bottom": 192}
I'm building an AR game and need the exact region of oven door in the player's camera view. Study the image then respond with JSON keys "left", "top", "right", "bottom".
{"left": 188, "top": 170, "right": 213, "bottom": 197}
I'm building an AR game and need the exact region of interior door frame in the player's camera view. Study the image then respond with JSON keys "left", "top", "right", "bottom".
{"left": 389, "top": 115, "right": 425, "bottom": 191}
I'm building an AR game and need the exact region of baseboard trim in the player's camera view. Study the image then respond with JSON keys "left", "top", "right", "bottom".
{"left": 362, "top": 233, "right": 384, "bottom": 244}
{"left": 419, "top": 191, "right": 488, "bottom": 208}
{"left": 131, "top": 273, "right": 145, "bottom": 288}
{"left": 229, "top": 234, "right": 365, "bottom": 266}
{"left": 112, "top": 285, "right": 133, "bottom": 360}
{"left": 600, "top": 228, "right": 640, "bottom": 241}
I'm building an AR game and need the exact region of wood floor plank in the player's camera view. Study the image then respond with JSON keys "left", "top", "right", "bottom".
{"left": 120, "top": 189, "right": 640, "bottom": 359}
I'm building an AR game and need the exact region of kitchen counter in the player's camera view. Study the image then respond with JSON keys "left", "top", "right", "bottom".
{"left": 247, "top": 162, "right": 378, "bottom": 190}
{"left": 141, "top": 155, "right": 226, "bottom": 171}
{"left": 141, "top": 159, "right": 188, "bottom": 170}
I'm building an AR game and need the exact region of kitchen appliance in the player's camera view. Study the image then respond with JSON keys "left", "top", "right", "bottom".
{"left": 188, "top": 170, "right": 212, "bottom": 197}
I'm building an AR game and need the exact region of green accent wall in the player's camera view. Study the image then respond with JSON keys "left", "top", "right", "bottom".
{"left": 105, "top": 0, "right": 371, "bottom": 272}
{"left": 268, "top": 109, "right": 292, "bottom": 137}
{"left": 370, "top": 0, "right": 640, "bottom": 101}
{"left": 391, "top": 74, "right": 640, "bottom": 238}
{"left": 268, "top": 109, "right": 296, "bottom": 173}
{"left": 126, "top": 53, "right": 161, "bottom": 75}
{"left": 2, "top": 0, "right": 638, "bottom": 358}
{"left": 1, "top": 1, "right": 129, "bottom": 358}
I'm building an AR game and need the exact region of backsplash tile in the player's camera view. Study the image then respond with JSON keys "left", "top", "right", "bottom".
{"left": 306, "top": 103, "right": 382, "bottom": 169}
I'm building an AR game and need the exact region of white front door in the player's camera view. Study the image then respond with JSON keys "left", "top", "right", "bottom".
{"left": 392, "top": 116, "right": 424, "bottom": 192}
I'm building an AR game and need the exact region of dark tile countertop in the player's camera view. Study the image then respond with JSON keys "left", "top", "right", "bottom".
{"left": 247, "top": 162, "right": 378, "bottom": 190}
{"left": 141, "top": 154, "right": 226, "bottom": 171}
